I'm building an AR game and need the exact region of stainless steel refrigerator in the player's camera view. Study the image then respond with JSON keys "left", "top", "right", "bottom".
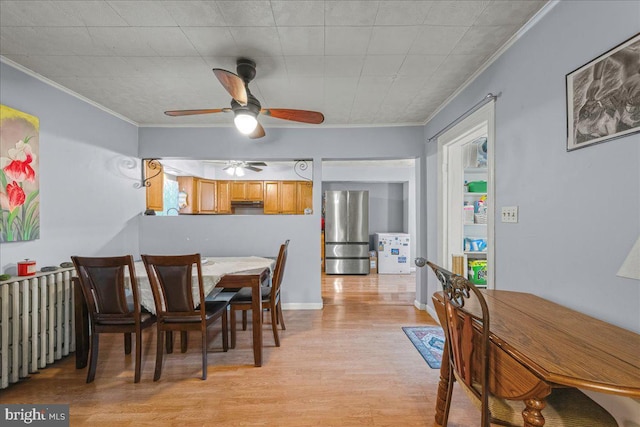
{"left": 324, "top": 190, "right": 370, "bottom": 275}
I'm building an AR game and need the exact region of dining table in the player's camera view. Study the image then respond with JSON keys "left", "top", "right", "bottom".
{"left": 432, "top": 289, "right": 640, "bottom": 427}
{"left": 74, "top": 256, "right": 275, "bottom": 370}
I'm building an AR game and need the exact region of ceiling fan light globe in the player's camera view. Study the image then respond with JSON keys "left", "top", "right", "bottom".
{"left": 225, "top": 167, "right": 235, "bottom": 176}
{"left": 235, "top": 167, "right": 245, "bottom": 177}
{"left": 234, "top": 113, "right": 258, "bottom": 134}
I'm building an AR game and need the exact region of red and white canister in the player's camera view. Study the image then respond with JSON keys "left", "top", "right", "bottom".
{"left": 18, "top": 259, "right": 36, "bottom": 276}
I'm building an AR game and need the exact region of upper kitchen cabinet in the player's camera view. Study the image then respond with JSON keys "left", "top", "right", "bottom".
{"left": 175, "top": 177, "right": 231, "bottom": 214}
{"left": 296, "top": 181, "right": 313, "bottom": 214}
{"left": 145, "top": 160, "right": 164, "bottom": 211}
{"left": 177, "top": 176, "right": 199, "bottom": 214}
{"left": 264, "top": 181, "right": 298, "bottom": 214}
{"left": 179, "top": 177, "right": 304, "bottom": 215}
{"left": 196, "top": 179, "right": 231, "bottom": 214}
{"left": 231, "top": 181, "right": 264, "bottom": 202}
{"left": 198, "top": 179, "right": 217, "bottom": 214}
{"left": 216, "top": 181, "right": 232, "bottom": 214}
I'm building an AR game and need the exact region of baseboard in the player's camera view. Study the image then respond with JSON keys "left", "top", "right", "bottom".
{"left": 426, "top": 304, "right": 441, "bottom": 325}
{"left": 282, "top": 302, "right": 323, "bottom": 310}
{"left": 413, "top": 299, "right": 441, "bottom": 325}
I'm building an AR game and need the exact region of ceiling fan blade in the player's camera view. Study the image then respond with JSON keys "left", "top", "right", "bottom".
{"left": 248, "top": 122, "right": 266, "bottom": 139}
{"left": 261, "top": 108, "right": 324, "bottom": 124}
{"left": 164, "top": 108, "right": 230, "bottom": 116}
{"left": 213, "top": 68, "right": 248, "bottom": 105}
{"left": 247, "top": 162, "right": 267, "bottom": 167}
{"left": 244, "top": 166, "right": 263, "bottom": 172}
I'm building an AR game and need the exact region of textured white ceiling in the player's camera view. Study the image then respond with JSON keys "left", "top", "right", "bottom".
{"left": 0, "top": 0, "right": 548, "bottom": 129}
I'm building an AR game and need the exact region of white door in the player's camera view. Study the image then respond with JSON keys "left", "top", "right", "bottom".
{"left": 437, "top": 102, "right": 495, "bottom": 288}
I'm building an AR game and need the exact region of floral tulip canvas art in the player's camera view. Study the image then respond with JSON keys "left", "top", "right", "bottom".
{"left": 0, "top": 105, "right": 40, "bottom": 242}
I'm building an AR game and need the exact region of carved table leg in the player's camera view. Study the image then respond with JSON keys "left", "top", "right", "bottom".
{"left": 522, "top": 398, "right": 546, "bottom": 427}
{"left": 434, "top": 343, "right": 450, "bottom": 425}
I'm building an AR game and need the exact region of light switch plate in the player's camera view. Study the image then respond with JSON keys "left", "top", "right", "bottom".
{"left": 501, "top": 206, "right": 518, "bottom": 223}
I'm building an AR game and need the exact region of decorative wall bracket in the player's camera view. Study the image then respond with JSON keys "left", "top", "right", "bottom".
{"left": 135, "top": 159, "right": 162, "bottom": 189}
{"left": 294, "top": 160, "right": 312, "bottom": 181}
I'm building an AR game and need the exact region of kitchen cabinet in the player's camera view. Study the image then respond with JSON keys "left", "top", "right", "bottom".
{"left": 231, "top": 181, "right": 263, "bottom": 201}
{"left": 246, "top": 181, "right": 264, "bottom": 201}
{"left": 231, "top": 181, "right": 245, "bottom": 201}
{"left": 177, "top": 178, "right": 307, "bottom": 215}
{"left": 177, "top": 176, "right": 199, "bottom": 214}
{"left": 198, "top": 179, "right": 217, "bottom": 214}
{"left": 264, "top": 181, "right": 297, "bottom": 214}
{"left": 296, "top": 181, "right": 313, "bottom": 214}
{"left": 178, "top": 177, "right": 229, "bottom": 214}
{"left": 145, "top": 160, "right": 164, "bottom": 211}
{"left": 216, "top": 180, "right": 232, "bottom": 214}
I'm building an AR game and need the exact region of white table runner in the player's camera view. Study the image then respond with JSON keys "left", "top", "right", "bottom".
{"left": 132, "top": 256, "right": 275, "bottom": 314}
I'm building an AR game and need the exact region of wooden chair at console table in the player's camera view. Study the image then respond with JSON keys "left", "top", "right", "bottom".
{"left": 229, "top": 240, "right": 289, "bottom": 348}
{"left": 426, "top": 261, "right": 618, "bottom": 427}
{"left": 142, "top": 253, "right": 229, "bottom": 381}
{"left": 71, "top": 255, "right": 156, "bottom": 383}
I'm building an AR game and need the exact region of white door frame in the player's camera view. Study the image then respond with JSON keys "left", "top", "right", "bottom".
{"left": 437, "top": 101, "right": 495, "bottom": 288}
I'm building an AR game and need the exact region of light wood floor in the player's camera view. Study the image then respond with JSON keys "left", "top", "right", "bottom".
{"left": 2, "top": 272, "right": 481, "bottom": 426}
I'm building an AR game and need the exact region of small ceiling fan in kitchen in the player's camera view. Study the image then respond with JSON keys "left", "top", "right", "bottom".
{"left": 164, "top": 58, "right": 325, "bottom": 139}
{"left": 222, "top": 160, "right": 266, "bottom": 177}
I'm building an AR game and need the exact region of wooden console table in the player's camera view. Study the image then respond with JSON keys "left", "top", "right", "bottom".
{"left": 432, "top": 290, "right": 640, "bottom": 426}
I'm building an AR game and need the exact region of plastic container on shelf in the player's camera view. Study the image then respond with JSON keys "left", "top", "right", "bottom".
{"left": 464, "top": 238, "right": 487, "bottom": 252}
{"left": 468, "top": 260, "right": 487, "bottom": 285}
{"left": 474, "top": 213, "right": 487, "bottom": 224}
{"left": 463, "top": 204, "right": 475, "bottom": 224}
{"left": 468, "top": 181, "right": 487, "bottom": 193}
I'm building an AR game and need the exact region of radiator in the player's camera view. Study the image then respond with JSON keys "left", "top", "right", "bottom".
{"left": 0, "top": 267, "right": 76, "bottom": 389}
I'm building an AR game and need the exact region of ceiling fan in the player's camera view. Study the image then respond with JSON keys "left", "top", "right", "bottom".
{"left": 164, "top": 58, "right": 325, "bottom": 139}
{"left": 223, "top": 160, "right": 266, "bottom": 177}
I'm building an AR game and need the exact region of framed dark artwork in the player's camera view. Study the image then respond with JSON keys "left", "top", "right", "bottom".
{"left": 566, "top": 32, "right": 640, "bottom": 151}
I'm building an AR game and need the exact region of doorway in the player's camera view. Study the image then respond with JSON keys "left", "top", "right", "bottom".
{"left": 321, "top": 159, "right": 419, "bottom": 303}
{"left": 437, "top": 102, "right": 495, "bottom": 288}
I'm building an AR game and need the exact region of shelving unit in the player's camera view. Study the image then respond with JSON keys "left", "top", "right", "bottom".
{"left": 462, "top": 147, "right": 488, "bottom": 287}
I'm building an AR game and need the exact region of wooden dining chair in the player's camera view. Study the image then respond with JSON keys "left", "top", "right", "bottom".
{"left": 71, "top": 255, "right": 155, "bottom": 383}
{"left": 141, "top": 253, "right": 229, "bottom": 381}
{"left": 426, "top": 261, "right": 618, "bottom": 427}
{"left": 229, "top": 240, "right": 289, "bottom": 348}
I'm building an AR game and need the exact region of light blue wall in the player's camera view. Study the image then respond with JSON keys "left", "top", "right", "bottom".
{"left": 138, "top": 126, "right": 425, "bottom": 307}
{"left": 138, "top": 126, "right": 424, "bottom": 159}
{"left": 0, "top": 62, "right": 141, "bottom": 272}
{"left": 423, "top": 1, "right": 640, "bottom": 333}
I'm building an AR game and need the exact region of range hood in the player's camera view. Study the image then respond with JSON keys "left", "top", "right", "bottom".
{"left": 231, "top": 200, "right": 264, "bottom": 206}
